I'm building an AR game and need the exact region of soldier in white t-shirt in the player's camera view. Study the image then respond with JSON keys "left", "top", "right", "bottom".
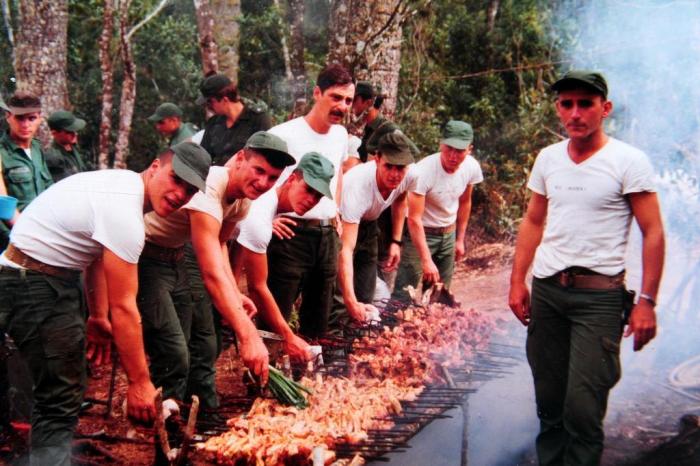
{"left": 392, "top": 120, "right": 484, "bottom": 301}
{"left": 138, "top": 132, "right": 294, "bottom": 418}
{"left": 508, "top": 71, "right": 665, "bottom": 466}
{"left": 336, "top": 132, "right": 416, "bottom": 324}
{"left": 231, "top": 152, "right": 334, "bottom": 361}
{"left": 265, "top": 64, "right": 354, "bottom": 338}
{"left": 0, "top": 143, "right": 209, "bottom": 466}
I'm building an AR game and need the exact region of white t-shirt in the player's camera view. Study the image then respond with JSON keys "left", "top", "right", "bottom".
{"left": 235, "top": 189, "right": 279, "bottom": 254}
{"left": 411, "top": 152, "right": 484, "bottom": 228}
{"left": 144, "top": 166, "right": 250, "bottom": 248}
{"left": 347, "top": 135, "right": 362, "bottom": 160}
{"left": 191, "top": 129, "right": 204, "bottom": 145}
{"left": 4, "top": 170, "right": 145, "bottom": 269}
{"left": 340, "top": 161, "right": 417, "bottom": 223}
{"left": 268, "top": 117, "right": 348, "bottom": 220}
{"left": 528, "top": 137, "right": 656, "bottom": 277}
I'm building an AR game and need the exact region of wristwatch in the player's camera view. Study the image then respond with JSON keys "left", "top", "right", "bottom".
{"left": 390, "top": 238, "right": 403, "bottom": 247}
{"left": 639, "top": 292, "right": 657, "bottom": 307}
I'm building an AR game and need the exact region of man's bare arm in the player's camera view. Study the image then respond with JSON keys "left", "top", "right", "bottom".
{"left": 84, "top": 257, "right": 112, "bottom": 365}
{"left": 382, "top": 192, "right": 407, "bottom": 272}
{"left": 338, "top": 221, "right": 371, "bottom": 321}
{"left": 102, "top": 248, "right": 157, "bottom": 424}
{"left": 626, "top": 191, "right": 665, "bottom": 351}
{"left": 406, "top": 192, "right": 439, "bottom": 284}
{"left": 508, "top": 192, "right": 548, "bottom": 326}
{"left": 455, "top": 185, "right": 475, "bottom": 262}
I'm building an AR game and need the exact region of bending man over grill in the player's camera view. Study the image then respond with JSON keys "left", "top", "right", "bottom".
{"left": 0, "top": 143, "right": 208, "bottom": 465}
{"left": 508, "top": 70, "right": 665, "bottom": 466}
{"left": 231, "top": 152, "right": 335, "bottom": 362}
{"left": 138, "top": 132, "right": 294, "bottom": 418}
{"left": 392, "top": 120, "right": 483, "bottom": 301}
{"left": 265, "top": 64, "right": 353, "bottom": 339}
{"left": 335, "top": 131, "right": 416, "bottom": 325}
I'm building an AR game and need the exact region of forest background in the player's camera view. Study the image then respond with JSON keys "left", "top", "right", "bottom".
{"left": 0, "top": 0, "right": 590, "bottom": 242}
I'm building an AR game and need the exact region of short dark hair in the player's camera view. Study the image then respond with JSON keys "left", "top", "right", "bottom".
{"left": 316, "top": 64, "right": 353, "bottom": 92}
{"left": 373, "top": 94, "right": 385, "bottom": 109}
{"left": 8, "top": 92, "right": 41, "bottom": 110}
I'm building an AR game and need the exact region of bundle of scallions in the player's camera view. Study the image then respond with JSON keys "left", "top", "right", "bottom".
{"left": 267, "top": 366, "right": 313, "bottom": 408}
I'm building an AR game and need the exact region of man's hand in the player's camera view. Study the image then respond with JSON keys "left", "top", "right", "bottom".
{"left": 347, "top": 302, "right": 380, "bottom": 323}
{"left": 455, "top": 240, "right": 466, "bottom": 262}
{"left": 421, "top": 259, "right": 440, "bottom": 285}
{"left": 126, "top": 380, "right": 157, "bottom": 425}
{"left": 86, "top": 316, "right": 113, "bottom": 366}
{"left": 381, "top": 243, "right": 401, "bottom": 272}
{"left": 508, "top": 282, "right": 531, "bottom": 326}
{"left": 624, "top": 300, "right": 657, "bottom": 351}
{"left": 272, "top": 217, "right": 297, "bottom": 240}
{"left": 239, "top": 333, "right": 270, "bottom": 386}
{"left": 283, "top": 334, "right": 312, "bottom": 363}
{"left": 241, "top": 295, "right": 258, "bottom": 318}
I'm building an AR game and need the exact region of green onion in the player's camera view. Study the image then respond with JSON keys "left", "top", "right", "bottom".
{"left": 267, "top": 366, "right": 313, "bottom": 409}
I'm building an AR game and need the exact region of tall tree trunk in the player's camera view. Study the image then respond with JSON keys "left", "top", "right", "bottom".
{"left": 98, "top": 0, "right": 115, "bottom": 169}
{"left": 193, "top": 0, "right": 218, "bottom": 76}
{"left": 210, "top": 0, "right": 240, "bottom": 82}
{"left": 327, "top": 0, "right": 405, "bottom": 119}
{"left": 113, "top": 0, "right": 135, "bottom": 169}
{"left": 13, "top": 0, "right": 70, "bottom": 145}
{"left": 487, "top": 0, "right": 499, "bottom": 34}
{"left": 287, "top": 0, "right": 307, "bottom": 118}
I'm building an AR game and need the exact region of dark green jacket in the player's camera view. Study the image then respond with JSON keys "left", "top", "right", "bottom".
{"left": 201, "top": 103, "right": 272, "bottom": 166}
{"left": 44, "top": 142, "right": 89, "bottom": 183}
{"left": 169, "top": 122, "right": 197, "bottom": 147}
{"left": 0, "top": 133, "right": 53, "bottom": 211}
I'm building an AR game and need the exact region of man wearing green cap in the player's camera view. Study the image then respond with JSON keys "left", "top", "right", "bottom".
{"left": 393, "top": 120, "right": 483, "bottom": 301}
{"left": 195, "top": 74, "right": 272, "bottom": 165}
{"left": 0, "top": 143, "right": 208, "bottom": 466}
{"left": 336, "top": 131, "right": 417, "bottom": 324}
{"left": 44, "top": 110, "right": 90, "bottom": 182}
{"left": 138, "top": 134, "right": 294, "bottom": 416}
{"left": 508, "top": 70, "right": 665, "bottom": 466}
{"left": 0, "top": 92, "right": 52, "bottom": 251}
{"left": 148, "top": 102, "right": 197, "bottom": 147}
{"left": 230, "top": 152, "right": 333, "bottom": 362}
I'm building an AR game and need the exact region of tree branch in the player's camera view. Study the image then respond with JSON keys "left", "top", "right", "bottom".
{"left": 1, "top": 0, "right": 13, "bottom": 52}
{"left": 125, "top": 0, "right": 169, "bottom": 43}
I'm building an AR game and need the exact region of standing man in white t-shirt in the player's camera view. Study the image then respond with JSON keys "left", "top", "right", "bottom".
{"left": 0, "top": 143, "right": 209, "bottom": 466}
{"left": 138, "top": 132, "right": 294, "bottom": 419}
{"left": 508, "top": 71, "right": 665, "bottom": 466}
{"left": 336, "top": 131, "right": 416, "bottom": 324}
{"left": 231, "top": 152, "right": 334, "bottom": 361}
{"left": 392, "top": 120, "right": 483, "bottom": 301}
{"left": 265, "top": 64, "right": 354, "bottom": 338}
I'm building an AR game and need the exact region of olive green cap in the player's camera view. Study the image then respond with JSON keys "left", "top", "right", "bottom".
{"left": 169, "top": 142, "right": 211, "bottom": 193}
{"left": 48, "top": 110, "right": 86, "bottom": 132}
{"left": 296, "top": 152, "right": 334, "bottom": 199}
{"left": 148, "top": 102, "right": 183, "bottom": 122}
{"left": 377, "top": 131, "right": 415, "bottom": 166}
{"left": 440, "top": 120, "right": 474, "bottom": 150}
{"left": 551, "top": 70, "right": 608, "bottom": 98}
{"left": 355, "top": 81, "right": 375, "bottom": 98}
{"left": 196, "top": 74, "right": 232, "bottom": 105}
{"left": 7, "top": 93, "right": 41, "bottom": 115}
{"left": 244, "top": 131, "right": 295, "bottom": 168}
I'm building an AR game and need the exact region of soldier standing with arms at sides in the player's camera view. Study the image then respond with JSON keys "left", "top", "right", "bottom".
{"left": 148, "top": 102, "right": 196, "bottom": 147}
{"left": 44, "top": 110, "right": 90, "bottom": 182}
{"left": 508, "top": 70, "right": 665, "bottom": 466}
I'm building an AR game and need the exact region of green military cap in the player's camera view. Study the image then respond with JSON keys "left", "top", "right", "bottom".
{"left": 7, "top": 93, "right": 41, "bottom": 115}
{"left": 244, "top": 131, "right": 295, "bottom": 168}
{"left": 47, "top": 110, "right": 86, "bottom": 132}
{"left": 196, "top": 74, "right": 233, "bottom": 105}
{"left": 551, "top": 70, "right": 608, "bottom": 99}
{"left": 296, "top": 152, "right": 334, "bottom": 199}
{"left": 169, "top": 142, "right": 212, "bottom": 193}
{"left": 147, "top": 102, "right": 183, "bottom": 122}
{"left": 355, "top": 81, "right": 375, "bottom": 98}
{"left": 441, "top": 120, "right": 474, "bottom": 150}
{"left": 377, "top": 131, "right": 415, "bottom": 166}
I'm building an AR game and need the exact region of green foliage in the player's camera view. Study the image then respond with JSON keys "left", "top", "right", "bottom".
{"left": 398, "top": 0, "right": 569, "bottom": 240}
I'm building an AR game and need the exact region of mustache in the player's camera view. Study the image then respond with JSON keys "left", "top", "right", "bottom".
{"left": 330, "top": 110, "right": 345, "bottom": 118}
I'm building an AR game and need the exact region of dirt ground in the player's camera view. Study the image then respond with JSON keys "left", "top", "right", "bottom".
{"left": 2, "top": 242, "right": 699, "bottom": 465}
